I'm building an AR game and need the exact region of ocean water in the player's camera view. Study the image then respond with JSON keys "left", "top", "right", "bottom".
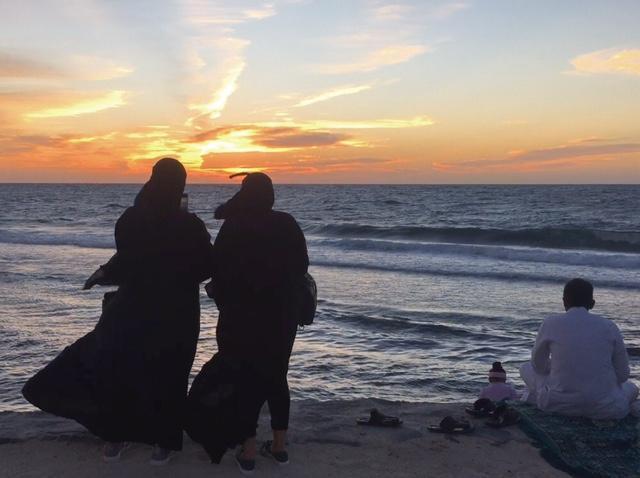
{"left": 1, "top": 184, "right": 639, "bottom": 412}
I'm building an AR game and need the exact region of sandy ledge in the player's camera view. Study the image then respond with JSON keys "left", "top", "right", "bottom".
{"left": 0, "top": 399, "right": 567, "bottom": 478}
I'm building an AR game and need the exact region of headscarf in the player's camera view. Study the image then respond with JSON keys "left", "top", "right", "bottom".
{"left": 214, "top": 172, "right": 274, "bottom": 220}
{"left": 134, "top": 158, "right": 187, "bottom": 217}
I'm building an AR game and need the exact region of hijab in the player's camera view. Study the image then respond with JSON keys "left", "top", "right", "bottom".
{"left": 214, "top": 172, "right": 274, "bottom": 220}
{"left": 134, "top": 158, "right": 186, "bottom": 217}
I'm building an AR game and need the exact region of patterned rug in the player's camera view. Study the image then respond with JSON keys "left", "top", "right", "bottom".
{"left": 512, "top": 402, "right": 640, "bottom": 478}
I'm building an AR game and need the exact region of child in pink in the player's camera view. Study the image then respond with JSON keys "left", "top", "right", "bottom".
{"left": 479, "top": 362, "right": 519, "bottom": 401}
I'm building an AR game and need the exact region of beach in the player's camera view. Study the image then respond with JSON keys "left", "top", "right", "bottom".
{"left": 1, "top": 184, "right": 637, "bottom": 477}
{"left": 0, "top": 399, "right": 566, "bottom": 478}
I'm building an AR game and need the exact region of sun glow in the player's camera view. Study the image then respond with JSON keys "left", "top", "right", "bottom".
{"left": 2, "top": 1, "right": 639, "bottom": 183}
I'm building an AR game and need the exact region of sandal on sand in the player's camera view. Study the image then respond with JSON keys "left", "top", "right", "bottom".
{"left": 486, "top": 405, "right": 520, "bottom": 428}
{"left": 428, "top": 416, "right": 474, "bottom": 434}
{"left": 465, "top": 398, "right": 496, "bottom": 418}
{"left": 356, "top": 408, "right": 403, "bottom": 427}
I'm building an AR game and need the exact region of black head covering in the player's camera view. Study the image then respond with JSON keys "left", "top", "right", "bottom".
{"left": 134, "top": 158, "right": 187, "bottom": 216}
{"left": 215, "top": 172, "right": 275, "bottom": 220}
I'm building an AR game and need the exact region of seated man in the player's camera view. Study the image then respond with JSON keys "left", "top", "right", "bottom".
{"left": 520, "top": 278, "right": 638, "bottom": 420}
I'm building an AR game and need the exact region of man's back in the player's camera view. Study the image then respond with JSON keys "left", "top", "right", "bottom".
{"left": 532, "top": 307, "right": 630, "bottom": 418}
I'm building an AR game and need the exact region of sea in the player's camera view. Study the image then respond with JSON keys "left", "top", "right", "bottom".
{"left": 1, "top": 184, "right": 639, "bottom": 412}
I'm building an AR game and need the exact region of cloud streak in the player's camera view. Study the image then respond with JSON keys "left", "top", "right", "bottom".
{"left": 294, "top": 83, "right": 374, "bottom": 107}
{"left": 570, "top": 48, "right": 640, "bottom": 76}
{"left": 188, "top": 124, "right": 352, "bottom": 153}
{"left": 0, "top": 51, "right": 132, "bottom": 81}
{"left": 315, "top": 44, "right": 429, "bottom": 74}
{"left": 24, "top": 91, "right": 127, "bottom": 119}
{"left": 198, "top": 151, "right": 395, "bottom": 176}
{"left": 257, "top": 116, "right": 434, "bottom": 129}
{"left": 434, "top": 141, "right": 640, "bottom": 171}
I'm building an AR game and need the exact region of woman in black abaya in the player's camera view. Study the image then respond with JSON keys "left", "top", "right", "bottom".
{"left": 190, "top": 172, "right": 308, "bottom": 471}
{"left": 22, "top": 158, "right": 213, "bottom": 464}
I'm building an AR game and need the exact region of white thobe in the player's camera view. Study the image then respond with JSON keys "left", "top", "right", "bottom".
{"left": 520, "top": 307, "right": 637, "bottom": 420}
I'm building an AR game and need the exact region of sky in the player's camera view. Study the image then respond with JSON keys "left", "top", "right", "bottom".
{"left": 1, "top": 0, "right": 639, "bottom": 183}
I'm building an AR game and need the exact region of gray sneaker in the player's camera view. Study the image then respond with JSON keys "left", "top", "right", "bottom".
{"left": 149, "top": 445, "right": 172, "bottom": 466}
{"left": 103, "top": 442, "right": 128, "bottom": 462}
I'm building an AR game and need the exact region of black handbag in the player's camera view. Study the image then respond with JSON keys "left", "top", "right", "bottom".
{"left": 295, "top": 273, "right": 317, "bottom": 327}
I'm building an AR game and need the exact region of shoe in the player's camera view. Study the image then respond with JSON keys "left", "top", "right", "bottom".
{"left": 149, "top": 445, "right": 172, "bottom": 466}
{"left": 260, "top": 440, "right": 289, "bottom": 465}
{"left": 235, "top": 450, "right": 256, "bottom": 475}
{"left": 103, "top": 442, "right": 128, "bottom": 462}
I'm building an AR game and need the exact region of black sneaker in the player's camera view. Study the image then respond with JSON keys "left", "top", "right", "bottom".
{"left": 102, "top": 442, "right": 128, "bottom": 462}
{"left": 260, "top": 440, "right": 289, "bottom": 465}
{"left": 149, "top": 445, "right": 172, "bottom": 466}
{"left": 235, "top": 450, "right": 256, "bottom": 475}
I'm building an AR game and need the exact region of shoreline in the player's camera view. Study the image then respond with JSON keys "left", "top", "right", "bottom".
{"left": 0, "top": 398, "right": 567, "bottom": 477}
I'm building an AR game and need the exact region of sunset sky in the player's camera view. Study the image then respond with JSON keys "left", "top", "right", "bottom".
{"left": 1, "top": 0, "right": 639, "bottom": 183}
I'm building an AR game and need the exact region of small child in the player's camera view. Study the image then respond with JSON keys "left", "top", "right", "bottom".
{"left": 479, "top": 362, "right": 519, "bottom": 402}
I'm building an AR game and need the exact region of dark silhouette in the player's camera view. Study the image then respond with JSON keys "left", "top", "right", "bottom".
{"left": 22, "top": 158, "right": 214, "bottom": 463}
{"left": 186, "top": 172, "right": 309, "bottom": 469}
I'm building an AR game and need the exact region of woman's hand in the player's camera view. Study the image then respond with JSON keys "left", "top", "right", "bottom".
{"left": 83, "top": 267, "right": 106, "bottom": 290}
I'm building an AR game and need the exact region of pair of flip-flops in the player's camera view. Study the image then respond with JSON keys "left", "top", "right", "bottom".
{"left": 465, "top": 399, "right": 520, "bottom": 428}
{"left": 356, "top": 408, "right": 403, "bottom": 427}
{"left": 427, "top": 416, "right": 474, "bottom": 434}
{"left": 357, "top": 409, "right": 473, "bottom": 434}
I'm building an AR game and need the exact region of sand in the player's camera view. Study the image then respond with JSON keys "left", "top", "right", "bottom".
{"left": 0, "top": 399, "right": 567, "bottom": 478}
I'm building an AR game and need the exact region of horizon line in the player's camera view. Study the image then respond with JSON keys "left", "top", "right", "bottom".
{"left": 0, "top": 182, "right": 639, "bottom": 186}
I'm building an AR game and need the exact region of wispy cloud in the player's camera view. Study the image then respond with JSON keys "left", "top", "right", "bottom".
{"left": 25, "top": 90, "right": 127, "bottom": 119}
{"left": 187, "top": 44, "right": 248, "bottom": 122}
{"left": 0, "top": 51, "right": 132, "bottom": 81}
{"left": 371, "top": 3, "right": 414, "bottom": 21}
{"left": 182, "top": 1, "right": 276, "bottom": 25}
{"left": 188, "top": 124, "right": 352, "bottom": 153}
{"left": 433, "top": 141, "right": 640, "bottom": 171}
{"left": 257, "top": 116, "right": 434, "bottom": 129}
{"left": 180, "top": 2, "right": 277, "bottom": 128}
{"left": 570, "top": 48, "right": 640, "bottom": 76}
{"left": 0, "top": 51, "right": 61, "bottom": 79}
{"left": 428, "top": 2, "right": 470, "bottom": 20}
{"left": 294, "top": 83, "right": 374, "bottom": 107}
{"left": 67, "top": 55, "right": 133, "bottom": 81}
{"left": 315, "top": 44, "right": 429, "bottom": 74}
{"left": 198, "top": 150, "right": 394, "bottom": 176}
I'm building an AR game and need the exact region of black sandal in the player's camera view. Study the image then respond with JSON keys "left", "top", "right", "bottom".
{"left": 356, "top": 408, "right": 403, "bottom": 427}
{"left": 428, "top": 416, "right": 474, "bottom": 434}
{"left": 486, "top": 405, "right": 520, "bottom": 428}
{"left": 465, "top": 398, "right": 496, "bottom": 418}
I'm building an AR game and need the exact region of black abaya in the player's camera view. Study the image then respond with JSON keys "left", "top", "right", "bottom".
{"left": 23, "top": 206, "right": 214, "bottom": 450}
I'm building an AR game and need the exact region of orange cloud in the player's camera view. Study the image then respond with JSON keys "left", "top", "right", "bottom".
{"left": 24, "top": 91, "right": 127, "bottom": 119}
{"left": 187, "top": 124, "right": 352, "bottom": 155}
{"left": 434, "top": 141, "right": 640, "bottom": 172}
{"left": 256, "top": 116, "right": 434, "bottom": 129}
{"left": 199, "top": 150, "right": 393, "bottom": 176}
{"left": 570, "top": 48, "right": 640, "bottom": 76}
